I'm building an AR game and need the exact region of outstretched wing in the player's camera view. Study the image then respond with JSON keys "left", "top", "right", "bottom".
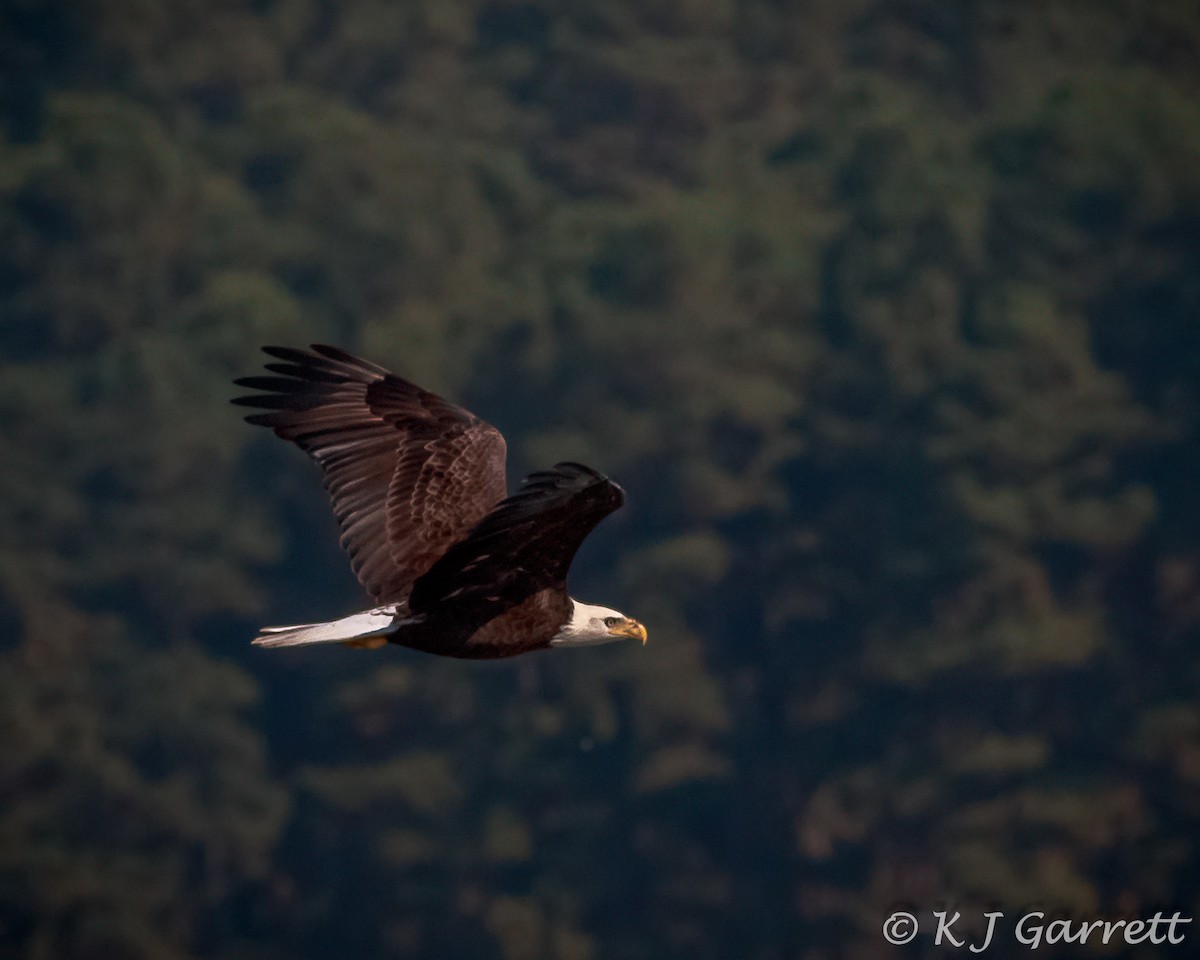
{"left": 408, "top": 462, "right": 625, "bottom": 634}
{"left": 233, "top": 344, "right": 507, "bottom": 603}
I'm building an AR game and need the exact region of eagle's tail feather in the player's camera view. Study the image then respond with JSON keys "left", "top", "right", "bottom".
{"left": 252, "top": 608, "right": 400, "bottom": 649}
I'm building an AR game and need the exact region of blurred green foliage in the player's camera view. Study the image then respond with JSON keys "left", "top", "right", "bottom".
{"left": 2, "top": 0, "right": 1199, "bottom": 957}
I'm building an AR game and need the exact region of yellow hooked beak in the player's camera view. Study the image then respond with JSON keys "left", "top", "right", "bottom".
{"left": 609, "top": 618, "right": 648, "bottom": 645}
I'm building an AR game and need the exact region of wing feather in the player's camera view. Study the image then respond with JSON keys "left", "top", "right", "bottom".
{"left": 407, "top": 462, "right": 625, "bottom": 647}
{"left": 233, "top": 345, "right": 507, "bottom": 602}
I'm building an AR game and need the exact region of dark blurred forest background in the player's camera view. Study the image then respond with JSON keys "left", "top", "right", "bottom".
{"left": 2, "top": 1, "right": 1199, "bottom": 958}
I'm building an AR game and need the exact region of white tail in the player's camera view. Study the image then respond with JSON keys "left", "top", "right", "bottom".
{"left": 252, "top": 607, "right": 400, "bottom": 649}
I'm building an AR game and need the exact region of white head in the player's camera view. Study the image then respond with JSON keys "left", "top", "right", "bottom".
{"left": 550, "top": 599, "right": 648, "bottom": 649}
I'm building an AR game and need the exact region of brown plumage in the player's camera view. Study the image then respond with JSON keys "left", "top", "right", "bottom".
{"left": 233, "top": 345, "right": 646, "bottom": 659}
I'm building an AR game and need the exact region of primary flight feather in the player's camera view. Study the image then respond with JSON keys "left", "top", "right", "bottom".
{"left": 232, "top": 344, "right": 646, "bottom": 658}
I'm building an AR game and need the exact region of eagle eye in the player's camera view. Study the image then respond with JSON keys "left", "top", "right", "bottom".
{"left": 603, "top": 616, "right": 620, "bottom": 627}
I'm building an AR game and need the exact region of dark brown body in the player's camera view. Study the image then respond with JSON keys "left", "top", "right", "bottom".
{"left": 394, "top": 589, "right": 571, "bottom": 659}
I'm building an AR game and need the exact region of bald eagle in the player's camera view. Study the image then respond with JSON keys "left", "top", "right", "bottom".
{"left": 232, "top": 345, "right": 646, "bottom": 658}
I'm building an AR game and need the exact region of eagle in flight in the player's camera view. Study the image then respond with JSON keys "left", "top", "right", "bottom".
{"left": 233, "top": 344, "right": 646, "bottom": 658}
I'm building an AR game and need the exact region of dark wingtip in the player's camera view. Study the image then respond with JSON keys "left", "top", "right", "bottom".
{"left": 311, "top": 343, "right": 391, "bottom": 374}
{"left": 253, "top": 343, "right": 389, "bottom": 376}
{"left": 513, "top": 462, "right": 623, "bottom": 510}
{"left": 554, "top": 461, "right": 605, "bottom": 478}
{"left": 261, "top": 344, "right": 313, "bottom": 364}
{"left": 521, "top": 461, "right": 609, "bottom": 487}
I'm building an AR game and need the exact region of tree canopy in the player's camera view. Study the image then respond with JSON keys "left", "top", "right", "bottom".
{"left": 2, "top": 1, "right": 1199, "bottom": 957}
